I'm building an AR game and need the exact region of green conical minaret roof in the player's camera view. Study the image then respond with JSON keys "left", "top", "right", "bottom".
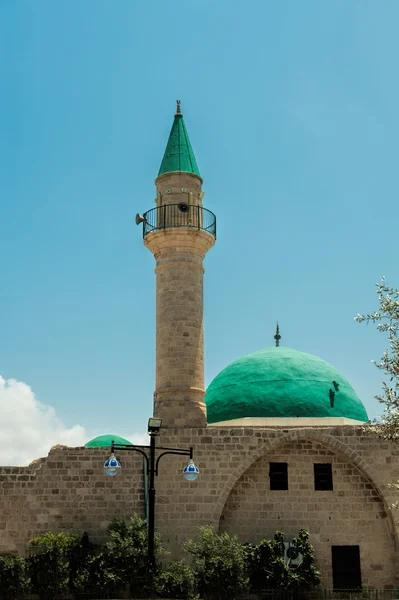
{"left": 158, "top": 101, "right": 200, "bottom": 177}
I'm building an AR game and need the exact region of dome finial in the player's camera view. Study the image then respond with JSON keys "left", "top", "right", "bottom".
{"left": 274, "top": 322, "right": 281, "bottom": 347}
{"left": 175, "top": 99, "right": 182, "bottom": 116}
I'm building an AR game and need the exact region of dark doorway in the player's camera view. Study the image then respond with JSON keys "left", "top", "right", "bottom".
{"left": 331, "top": 545, "right": 362, "bottom": 590}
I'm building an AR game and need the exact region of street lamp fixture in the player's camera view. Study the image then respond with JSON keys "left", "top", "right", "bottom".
{"left": 103, "top": 452, "right": 121, "bottom": 477}
{"left": 183, "top": 458, "right": 199, "bottom": 481}
{"left": 103, "top": 417, "right": 199, "bottom": 571}
{"left": 147, "top": 417, "right": 162, "bottom": 433}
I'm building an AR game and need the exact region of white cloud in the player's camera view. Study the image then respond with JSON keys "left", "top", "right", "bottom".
{"left": 0, "top": 375, "right": 86, "bottom": 466}
{"left": 0, "top": 375, "right": 150, "bottom": 467}
{"left": 121, "top": 433, "right": 149, "bottom": 446}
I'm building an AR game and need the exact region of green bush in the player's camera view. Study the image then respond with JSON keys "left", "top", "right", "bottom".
{"left": 72, "top": 548, "right": 124, "bottom": 599}
{"left": 101, "top": 514, "right": 164, "bottom": 597}
{"left": 185, "top": 525, "right": 248, "bottom": 600}
{"left": 70, "top": 519, "right": 153, "bottom": 599}
{"left": 0, "top": 555, "right": 29, "bottom": 600}
{"left": 155, "top": 561, "right": 198, "bottom": 599}
{"left": 25, "top": 521, "right": 321, "bottom": 599}
{"left": 289, "top": 529, "right": 321, "bottom": 590}
{"left": 244, "top": 530, "right": 320, "bottom": 592}
{"left": 26, "top": 516, "right": 163, "bottom": 599}
{"left": 28, "top": 531, "right": 81, "bottom": 600}
{"left": 245, "top": 532, "right": 290, "bottom": 591}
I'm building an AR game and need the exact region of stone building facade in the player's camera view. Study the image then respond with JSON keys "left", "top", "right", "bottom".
{"left": 1, "top": 425, "right": 398, "bottom": 588}
{"left": 0, "top": 102, "right": 398, "bottom": 590}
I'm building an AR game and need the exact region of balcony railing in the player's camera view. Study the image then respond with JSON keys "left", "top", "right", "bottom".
{"left": 141, "top": 204, "right": 216, "bottom": 239}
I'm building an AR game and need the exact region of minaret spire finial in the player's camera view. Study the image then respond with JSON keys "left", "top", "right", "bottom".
{"left": 175, "top": 100, "right": 182, "bottom": 116}
{"left": 274, "top": 322, "right": 281, "bottom": 347}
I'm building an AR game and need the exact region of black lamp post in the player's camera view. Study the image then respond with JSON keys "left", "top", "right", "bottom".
{"left": 103, "top": 417, "right": 199, "bottom": 570}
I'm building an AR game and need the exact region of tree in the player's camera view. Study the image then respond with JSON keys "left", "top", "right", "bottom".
{"left": 356, "top": 278, "right": 399, "bottom": 510}
{"left": 290, "top": 529, "right": 321, "bottom": 590}
{"left": 355, "top": 277, "right": 399, "bottom": 442}
{"left": 0, "top": 555, "right": 30, "bottom": 600}
{"left": 102, "top": 514, "right": 164, "bottom": 597}
{"left": 154, "top": 560, "right": 198, "bottom": 599}
{"left": 28, "top": 531, "right": 81, "bottom": 600}
{"left": 244, "top": 530, "right": 320, "bottom": 592}
{"left": 185, "top": 526, "right": 248, "bottom": 600}
{"left": 72, "top": 546, "right": 122, "bottom": 599}
{"left": 244, "top": 532, "right": 289, "bottom": 591}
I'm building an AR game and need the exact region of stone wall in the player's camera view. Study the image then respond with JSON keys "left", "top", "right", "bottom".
{"left": 0, "top": 447, "right": 145, "bottom": 554}
{"left": 219, "top": 440, "right": 397, "bottom": 587}
{"left": 0, "top": 425, "right": 398, "bottom": 588}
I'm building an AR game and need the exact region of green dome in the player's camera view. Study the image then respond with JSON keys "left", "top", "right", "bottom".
{"left": 85, "top": 434, "right": 132, "bottom": 448}
{"left": 205, "top": 347, "right": 368, "bottom": 424}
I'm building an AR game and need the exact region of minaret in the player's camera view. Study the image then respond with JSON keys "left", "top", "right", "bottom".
{"left": 137, "top": 102, "right": 216, "bottom": 427}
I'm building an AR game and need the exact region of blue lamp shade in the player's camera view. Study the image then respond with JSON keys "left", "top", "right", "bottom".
{"left": 104, "top": 453, "right": 121, "bottom": 477}
{"left": 183, "top": 459, "right": 199, "bottom": 481}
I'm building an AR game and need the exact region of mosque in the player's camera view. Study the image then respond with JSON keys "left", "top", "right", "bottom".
{"left": 0, "top": 103, "right": 398, "bottom": 590}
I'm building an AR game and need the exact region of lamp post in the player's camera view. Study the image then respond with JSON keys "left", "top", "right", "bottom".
{"left": 103, "top": 417, "right": 199, "bottom": 571}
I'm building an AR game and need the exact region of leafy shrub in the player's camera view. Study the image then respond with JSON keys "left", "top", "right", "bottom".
{"left": 289, "top": 529, "right": 321, "bottom": 590}
{"left": 245, "top": 530, "right": 320, "bottom": 592}
{"left": 0, "top": 555, "right": 29, "bottom": 600}
{"left": 25, "top": 521, "right": 320, "bottom": 599}
{"left": 26, "top": 516, "right": 163, "bottom": 599}
{"left": 185, "top": 525, "right": 248, "bottom": 600}
{"left": 245, "top": 532, "right": 290, "bottom": 591}
{"left": 72, "top": 548, "right": 123, "bottom": 599}
{"left": 155, "top": 561, "right": 198, "bottom": 599}
{"left": 28, "top": 531, "right": 81, "bottom": 600}
{"left": 101, "top": 514, "right": 164, "bottom": 597}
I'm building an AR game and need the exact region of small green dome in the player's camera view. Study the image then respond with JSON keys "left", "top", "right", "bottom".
{"left": 85, "top": 434, "right": 132, "bottom": 448}
{"left": 205, "top": 347, "right": 368, "bottom": 424}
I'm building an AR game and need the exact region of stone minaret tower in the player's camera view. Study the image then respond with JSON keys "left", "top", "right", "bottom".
{"left": 137, "top": 102, "right": 216, "bottom": 427}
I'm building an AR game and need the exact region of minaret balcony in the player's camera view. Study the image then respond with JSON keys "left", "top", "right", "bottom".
{"left": 138, "top": 204, "right": 216, "bottom": 240}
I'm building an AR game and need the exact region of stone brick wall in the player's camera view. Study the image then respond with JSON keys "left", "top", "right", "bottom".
{"left": 219, "top": 440, "right": 397, "bottom": 588}
{"left": 154, "top": 425, "right": 399, "bottom": 588}
{"left": 0, "top": 446, "right": 145, "bottom": 554}
{"left": 0, "top": 425, "right": 398, "bottom": 589}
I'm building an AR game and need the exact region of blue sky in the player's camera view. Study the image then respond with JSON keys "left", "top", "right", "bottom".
{"left": 1, "top": 0, "right": 398, "bottom": 463}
